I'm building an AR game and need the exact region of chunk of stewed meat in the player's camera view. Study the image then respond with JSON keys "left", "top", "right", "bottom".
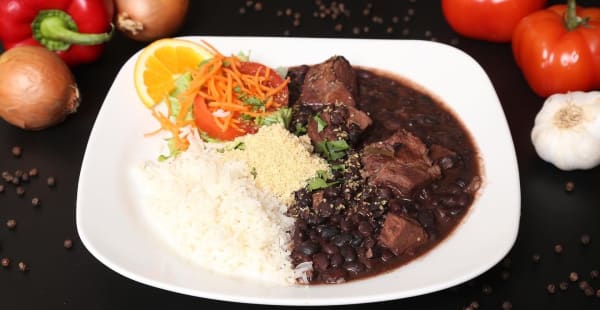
{"left": 361, "top": 129, "right": 441, "bottom": 196}
{"left": 379, "top": 213, "right": 428, "bottom": 256}
{"left": 298, "top": 56, "right": 358, "bottom": 108}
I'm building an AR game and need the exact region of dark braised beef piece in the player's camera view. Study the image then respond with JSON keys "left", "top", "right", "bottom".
{"left": 361, "top": 129, "right": 441, "bottom": 196}
{"left": 291, "top": 56, "right": 372, "bottom": 145}
{"left": 379, "top": 213, "right": 428, "bottom": 256}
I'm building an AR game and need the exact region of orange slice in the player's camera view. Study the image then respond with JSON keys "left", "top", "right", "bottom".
{"left": 134, "top": 38, "right": 213, "bottom": 108}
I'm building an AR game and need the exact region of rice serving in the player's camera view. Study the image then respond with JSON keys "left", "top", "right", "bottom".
{"left": 136, "top": 135, "right": 297, "bottom": 285}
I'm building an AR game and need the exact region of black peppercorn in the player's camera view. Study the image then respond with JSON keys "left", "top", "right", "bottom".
{"left": 18, "top": 261, "right": 28, "bottom": 272}
{"left": 47, "top": 176, "right": 56, "bottom": 187}
{"left": 11, "top": 146, "right": 22, "bottom": 157}
{"left": 580, "top": 234, "right": 591, "bottom": 245}
{"left": 6, "top": 219, "right": 17, "bottom": 230}
{"left": 565, "top": 181, "right": 575, "bottom": 192}
{"left": 1, "top": 257, "right": 9, "bottom": 268}
{"left": 547, "top": 283, "right": 557, "bottom": 294}
{"left": 554, "top": 244, "right": 563, "bottom": 254}
{"left": 64, "top": 239, "right": 73, "bottom": 249}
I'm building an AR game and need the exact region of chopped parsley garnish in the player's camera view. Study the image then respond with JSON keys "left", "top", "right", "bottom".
{"left": 255, "top": 107, "right": 292, "bottom": 128}
{"left": 307, "top": 170, "right": 338, "bottom": 191}
{"left": 233, "top": 141, "right": 246, "bottom": 150}
{"left": 294, "top": 123, "right": 307, "bottom": 136}
{"left": 316, "top": 139, "right": 350, "bottom": 161}
{"left": 199, "top": 130, "right": 222, "bottom": 143}
{"left": 313, "top": 113, "right": 327, "bottom": 132}
{"left": 250, "top": 167, "right": 257, "bottom": 179}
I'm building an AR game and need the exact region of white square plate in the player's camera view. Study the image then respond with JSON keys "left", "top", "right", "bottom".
{"left": 76, "top": 36, "right": 520, "bottom": 306}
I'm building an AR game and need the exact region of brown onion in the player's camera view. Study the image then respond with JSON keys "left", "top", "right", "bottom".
{"left": 0, "top": 46, "right": 80, "bottom": 130}
{"left": 115, "top": 0, "right": 189, "bottom": 42}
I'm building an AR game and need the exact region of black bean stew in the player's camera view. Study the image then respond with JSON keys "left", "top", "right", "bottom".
{"left": 286, "top": 56, "right": 481, "bottom": 284}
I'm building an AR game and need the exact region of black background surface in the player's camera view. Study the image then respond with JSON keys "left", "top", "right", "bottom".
{"left": 1, "top": 1, "right": 599, "bottom": 309}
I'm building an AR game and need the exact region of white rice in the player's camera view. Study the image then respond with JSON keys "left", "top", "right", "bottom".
{"left": 136, "top": 136, "right": 296, "bottom": 285}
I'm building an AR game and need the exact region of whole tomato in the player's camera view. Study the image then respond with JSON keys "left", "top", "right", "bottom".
{"left": 512, "top": 1, "right": 600, "bottom": 97}
{"left": 442, "top": 0, "right": 547, "bottom": 42}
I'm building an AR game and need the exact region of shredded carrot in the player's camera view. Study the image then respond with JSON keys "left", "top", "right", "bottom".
{"left": 146, "top": 41, "right": 290, "bottom": 153}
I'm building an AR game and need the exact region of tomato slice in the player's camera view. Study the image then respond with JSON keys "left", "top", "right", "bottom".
{"left": 237, "top": 62, "right": 289, "bottom": 107}
{"left": 192, "top": 61, "right": 289, "bottom": 141}
{"left": 192, "top": 96, "right": 244, "bottom": 140}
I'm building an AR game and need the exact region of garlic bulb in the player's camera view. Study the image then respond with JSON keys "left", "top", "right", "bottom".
{"left": 531, "top": 91, "right": 600, "bottom": 170}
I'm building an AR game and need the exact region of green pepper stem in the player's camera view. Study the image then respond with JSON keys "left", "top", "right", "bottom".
{"left": 565, "top": 0, "right": 587, "bottom": 31}
{"left": 32, "top": 10, "right": 113, "bottom": 51}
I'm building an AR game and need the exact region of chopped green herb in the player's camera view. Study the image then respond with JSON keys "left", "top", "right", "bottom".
{"left": 222, "top": 60, "right": 231, "bottom": 67}
{"left": 316, "top": 139, "right": 350, "bottom": 161}
{"left": 307, "top": 170, "right": 338, "bottom": 191}
{"left": 250, "top": 167, "right": 257, "bottom": 179}
{"left": 198, "top": 130, "right": 222, "bottom": 143}
{"left": 313, "top": 114, "right": 327, "bottom": 133}
{"left": 240, "top": 113, "right": 253, "bottom": 121}
{"left": 233, "top": 141, "right": 246, "bottom": 150}
{"left": 255, "top": 107, "right": 292, "bottom": 128}
{"left": 242, "top": 96, "right": 266, "bottom": 110}
{"left": 233, "top": 86, "right": 242, "bottom": 93}
{"left": 294, "top": 123, "right": 307, "bottom": 136}
{"left": 330, "top": 163, "right": 345, "bottom": 171}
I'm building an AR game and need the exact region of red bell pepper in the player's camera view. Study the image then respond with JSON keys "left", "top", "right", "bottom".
{"left": 512, "top": 0, "right": 600, "bottom": 97}
{"left": 442, "top": 0, "right": 547, "bottom": 42}
{"left": 0, "top": 0, "right": 114, "bottom": 66}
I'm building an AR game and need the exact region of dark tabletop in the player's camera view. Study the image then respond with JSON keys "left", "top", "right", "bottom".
{"left": 1, "top": 1, "right": 600, "bottom": 309}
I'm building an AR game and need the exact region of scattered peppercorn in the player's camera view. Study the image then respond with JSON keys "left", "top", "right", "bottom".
{"left": 18, "top": 261, "right": 28, "bottom": 272}
{"left": 547, "top": 283, "right": 557, "bottom": 294}
{"left": 47, "top": 176, "right": 56, "bottom": 187}
{"left": 569, "top": 272, "right": 579, "bottom": 282}
{"left": 580, "top": 234, "right": 591, "bottom": 245}
{"left": 579, "top": 280, "right": 590, "bottom": 290}
{"left": 28, "top": 168, "right": 38, "bottom": 177}
{"left": 501, "top": 270, "right": 510, "bottom": 280}
{"left": 565, "top": 181, "right": 575, "bottom": 192}
{"left": 590, "top": 270, "right": 599, "bottom": 279}
{"left": 238, "top": 7, "right": 246, "bottom": 15}
{"left": 31, "top": 197, "right": 41, "bottom": 207}
{"left": 1, "top": 257, "right": 9, "bottom": 268}
{"left": 468, "top": 300, "right": 480, "bottom": 309}
{"left": 559, "top": 282, "right": 569, "bottom": 291}
{"left": 6, "top": 219, "right": 17, "bottom": 230}
{"left": 501, "top": 301, "right": 513, "bottom": 310}
{"left": 482, "top": 284, "right": 493, "bottom": 295}
{"left": 64, "top": 239, "right": 73, "bottom": 249}
{"left": 0, "top": 184, "right": 4, "bottom": 193}
{"left": 554, "top": 244, "right": 563, "bottom": 254}
{"left": 596, "top": 289, "right": 600, "bottom": 298}
{"left": 253, "top": 2, "right": 263, "bottom": 11}
{"left": 11, "top": 146, "right": 22, "bottom": 157}
{"left": 16, "top": 186, "right": 25, "bottom": 196}
{"left": 584, "top": 287, "right": 595, "bottom": 297}
{"left": 532, "top": 253, "right": 541, "bottom": 263}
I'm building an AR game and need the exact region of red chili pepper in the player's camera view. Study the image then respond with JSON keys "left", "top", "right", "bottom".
{"left": 0, "top": 0, "right": 114, "bottom": 66}
{"left": 512, "top": 0, "right": 600, "bottom": 97}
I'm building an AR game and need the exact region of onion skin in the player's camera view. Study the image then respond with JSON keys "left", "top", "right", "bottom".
{"left": 0, "top": 46, "right": 80, "bottom": 130}
{"left": 115, "top": 0, "right": 189, "bottom": 42}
